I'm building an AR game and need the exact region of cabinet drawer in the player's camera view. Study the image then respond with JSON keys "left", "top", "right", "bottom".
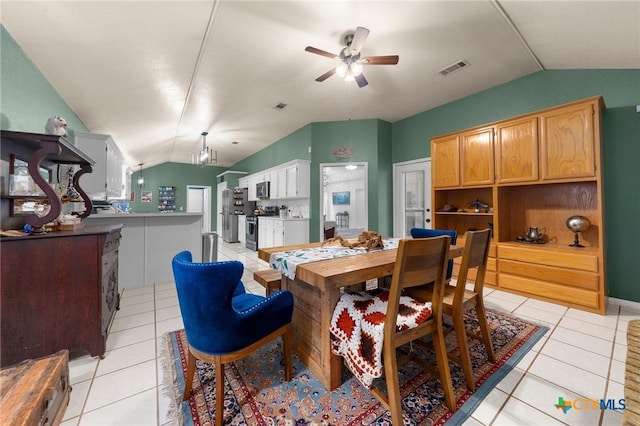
{"left": 500, "top": 273, "right": 598, "bottom": 309}
{"left": 499, "top": 259, "right": 598, "bottom": 291}
{"left": 499, "top": 245, "right": 598, "bottom": 272}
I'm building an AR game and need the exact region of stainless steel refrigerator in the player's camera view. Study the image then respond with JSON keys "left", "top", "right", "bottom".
{"left": 221, "top": 188, "right": 255, "bottom": 242}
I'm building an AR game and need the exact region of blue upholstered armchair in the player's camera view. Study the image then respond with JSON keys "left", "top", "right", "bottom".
{"left": 171, "top": 251, "right": 294, "bottom": 426}
{"left": 410, "top": 228, "right": 458, "bottom": 280}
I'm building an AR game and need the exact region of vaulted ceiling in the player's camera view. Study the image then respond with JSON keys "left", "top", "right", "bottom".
{"left": 2, "top": 1, "right": 638, "bottom": 169}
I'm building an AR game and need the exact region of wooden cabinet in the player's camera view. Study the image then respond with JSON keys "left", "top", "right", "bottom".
{"left": 431, "top": 135, "right": 460, "bottom": 188}
{"left": 496, "top": 117, "right": 539, "bottom": 184}
{"left": 461, "top": 127, "right": 494, "bottom": 186}
{"left": 74, "top": 131, "right": 125, "bottom": 199}
{"left": 540, "top": 101, "right": 597, "bottom": 181}
{"left": 0, "top": 225, "right": 122, "bottom": 367}
{"left": 431, "top": 96, "right": 605, "bottom": 314}
{"left": 1, "top": 131, "right": 95, "bottom": 229}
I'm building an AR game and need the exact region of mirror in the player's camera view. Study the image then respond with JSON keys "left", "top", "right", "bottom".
{"left": 320, "top": 162, "right": 367, "bottom": 240}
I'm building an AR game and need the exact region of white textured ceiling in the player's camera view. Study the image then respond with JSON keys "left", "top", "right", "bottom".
{"left": 2, "top": 1, "right": 638, "bottom": 169}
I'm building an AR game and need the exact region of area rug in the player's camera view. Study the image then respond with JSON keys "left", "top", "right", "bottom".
{"left": 161, "top": 308, "right": 548, "bottom": 425}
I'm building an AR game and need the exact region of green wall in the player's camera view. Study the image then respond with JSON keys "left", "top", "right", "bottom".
{"left": 391, "top": 69, "right": 640, "bottom": 303}
{"left": 130, "top": 162, "right": 225, "bottom": 230}
{"left": 0, "top": 26, "right": 88, "bottom": 135}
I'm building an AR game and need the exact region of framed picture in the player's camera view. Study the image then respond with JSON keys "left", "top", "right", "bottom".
{"left": 332, "top": 191, "right": 350, "bottom": 205}
{"left": 141, "top": 191, "right": 152, "bottom": 203}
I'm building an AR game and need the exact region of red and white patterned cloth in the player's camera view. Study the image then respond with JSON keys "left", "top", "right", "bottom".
{"left": 330, "top": 289, "right": 433, "bottom": 388}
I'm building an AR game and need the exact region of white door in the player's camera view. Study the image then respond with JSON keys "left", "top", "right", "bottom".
{"left": 187, "top": 185, "right": 212, "bottom": 233}
{"left": 393, "top": 159, "right": 432, "bottom": 238}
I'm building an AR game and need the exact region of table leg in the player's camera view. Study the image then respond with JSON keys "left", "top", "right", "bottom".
{"left": 283, "top": 276, "right": 343, "bottom": 391}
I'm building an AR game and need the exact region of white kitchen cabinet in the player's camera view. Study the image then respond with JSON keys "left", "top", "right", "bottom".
{"left": 74, "top": 131, "right": 125, "bottom": 199}
{"left": 258, "top": 217, "right": 309, "bottom": 249}
{"left": 238, "top": 215, "right": 246, "bottom": 244}
{"left": 284, "top": 162, "right": 310, "bottom": 199}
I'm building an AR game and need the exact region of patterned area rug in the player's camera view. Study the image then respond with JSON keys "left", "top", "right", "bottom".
{"left": 161, "top": 308, "right": 548, "bottom": 425}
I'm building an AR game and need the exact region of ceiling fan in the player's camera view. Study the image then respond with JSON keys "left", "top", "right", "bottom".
{"left": 305, "top": 27, "right": 399, "bottom": 88}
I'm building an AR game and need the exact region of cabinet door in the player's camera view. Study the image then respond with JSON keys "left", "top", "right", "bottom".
{"left": 285, "top": 166, "right": 298, "bottom": 198}
{"left": 461, "top": 127, "right": 494, "bottom": 186}
{"left": 257, "top": 218, "right": 267, "bottom": 248}
{"left": 496, "top": 117, "right": 539, "bottom": 184}
{"left": 431, "top": 135, "right": 460, "bottom": 188}
{"left": 238, "top": 216, "right": 246, "bottom": 244}
{"left": 540, "top": 102, "right": 596, "bottom": 180}
{"left": 273, "top": 220, "right": 284, "bottom": 247}
{"left": 293, "top": 162, "right": 310, "bottom": 198}
{"left": 277, "top": 168, "right": 287, "bottom": 199}
{"left": 247, "top": 176, "right": 258, "bottom": 201}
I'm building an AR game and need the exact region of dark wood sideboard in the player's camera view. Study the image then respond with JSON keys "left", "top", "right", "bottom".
{"left": 1, "top": 225, "right": 122, "bottom": 367}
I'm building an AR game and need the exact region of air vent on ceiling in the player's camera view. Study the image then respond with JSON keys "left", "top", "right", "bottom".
{"left": 274, "top": 102, "right": 288, "bottom": 110}
{"left": 439, "top": 60, "right": 469, "bottom": 76}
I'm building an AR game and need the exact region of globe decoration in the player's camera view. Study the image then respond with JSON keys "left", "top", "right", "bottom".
{"left": 566, "top": 215, "right": 591, "bottom": 248}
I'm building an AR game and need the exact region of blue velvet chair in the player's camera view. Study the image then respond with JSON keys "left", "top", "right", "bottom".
{"left": 410, "top": 228, "right": 458, "bottom": 281}
{"left": 171, "top": 251, "right": 294, "bottom": 426}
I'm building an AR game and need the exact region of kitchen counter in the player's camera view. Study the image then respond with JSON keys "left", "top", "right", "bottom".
{"left": 85, "top": 213, "right": 203, "bottom": 287}
{"left": 257, "top": 216, "right": 309, "bottom": 221}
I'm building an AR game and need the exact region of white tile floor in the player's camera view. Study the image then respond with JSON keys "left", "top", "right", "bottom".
{"left": 60, "top": 238, "right": 640, "bottom": 426}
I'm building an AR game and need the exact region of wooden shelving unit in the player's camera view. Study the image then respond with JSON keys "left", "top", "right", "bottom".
{"left": 1, "top": 131, "right": 95, "bottom": 228}
{"left": 431, "top": 96, "right": 606, "bottom": 314}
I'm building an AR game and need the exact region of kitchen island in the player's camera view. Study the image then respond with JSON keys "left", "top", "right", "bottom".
{"left": 85, "top": 212, "right": 202, "bottom": 288}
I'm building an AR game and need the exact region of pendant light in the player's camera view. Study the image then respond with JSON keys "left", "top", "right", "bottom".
{"left": 137, "top": 163, "right": 145, "bottom": 188}
{"left": 192, "top": 131, "right": 217, "bottom": 166}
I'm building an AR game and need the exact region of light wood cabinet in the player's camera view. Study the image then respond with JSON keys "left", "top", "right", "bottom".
{"left": 431, "top": 135, "right": 460, "bottom": 188}
{"left": 496, "top": 117, "right": 539, "bottom": 184}
{"left": 461, "top": 127, "right": 494, "bottom": 186}
{"left": 540, "top": 101, "right": 597, "bottom": 181}
{"left": 431, "top": 96, "right": 605, "bottom": 314}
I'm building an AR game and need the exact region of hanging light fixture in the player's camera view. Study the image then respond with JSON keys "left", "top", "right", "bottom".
{"left": 137, "top": 163, "right": 145, "bottom": 188}
{"left": 192, "top": 131, "right": 217, "bottom": 166}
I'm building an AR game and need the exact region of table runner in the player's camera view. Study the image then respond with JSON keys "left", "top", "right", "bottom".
{"left": 269, "top": 238, "right": 400, "bottom": 279}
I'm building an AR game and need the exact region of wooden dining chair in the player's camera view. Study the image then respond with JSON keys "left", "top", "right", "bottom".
{"left": 369, "top": 236, "right": 456, "bottom": 423}
{"left": 406, "top": 228, "right": 495, "bottom": 392}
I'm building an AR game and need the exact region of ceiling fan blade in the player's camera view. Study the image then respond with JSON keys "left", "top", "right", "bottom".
{"left": 305, "top": 46, "right": 338, "bottom": 59}
{"left": 350, "top": 27, "right": 370, "bottom": 55}
{"left": 355, "top": 73, "right": 368, "bottom": 88}
{"left": 362, "top": 55, "right": 399, "bottom": 65}
{"left": 316, "top": 68, "right": 337, "bottom": 82}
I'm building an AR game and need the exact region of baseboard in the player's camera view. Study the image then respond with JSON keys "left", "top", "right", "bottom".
{"left": 609, "top": 297, "right": 640, "bottom": 312}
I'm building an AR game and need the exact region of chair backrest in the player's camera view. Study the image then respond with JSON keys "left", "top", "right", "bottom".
{"left": 454, "top": 229, "right": 492, "bottom": 301}
{"left": 410, "top": 228, "right": 457, "bottom": 279}
{"left": 385, "top": 236, "right": 451, "bottom": 339}
{"left": 171, "top": 251, "right": 245, "bottom": 351}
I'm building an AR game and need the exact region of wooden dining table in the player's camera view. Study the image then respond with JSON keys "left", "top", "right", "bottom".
{"left": 258, "top": 239, "right": 463, "bottom": 391}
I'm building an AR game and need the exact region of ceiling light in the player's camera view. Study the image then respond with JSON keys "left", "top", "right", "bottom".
{"left": 345, "top": 164, "right": 358, "bottom": 171}
{"left": 192, "top": 131, "right": 217, "bottom": 166}
{"left": 350, "top": 62, "right": 363, "bottom": 76}
{"left": 137, "top": 163, "right": 145, "bottom": 188}
{"left": 336, "top": 63, "right": 348, "bottom": 77}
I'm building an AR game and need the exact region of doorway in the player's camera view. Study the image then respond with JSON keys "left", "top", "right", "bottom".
{"left": 320, "top": 162, "right": 368, "bottom": 240}
{"left": 187, "top": 185, "right": 212, "bottom": 233}
{"left": 393, "top": 159, "right": 431, "bottom": 238}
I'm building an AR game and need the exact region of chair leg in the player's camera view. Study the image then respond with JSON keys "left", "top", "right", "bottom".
{"left": 432, "top": 326, "right": 456, "bottom": 411}
{"left": 383, "top": 345, "right": 404, "bottom": 425}
{"left": 183, "top": 350, "right": 196, "bottom": 401}
{"left": 283, "top": 327, "right": 292, "bottom": 381}
{"left": 475, "top": 301, "right": 496, "bottom": 363}
{"left": 215, "top": 356, "right": 224, "bottom": 426}
{"left": 452, "top": 308, "right": 475, "bottom": 392}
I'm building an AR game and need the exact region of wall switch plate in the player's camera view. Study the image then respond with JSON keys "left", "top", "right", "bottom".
{"left": 636, "top": 105, "right": 640, "bottom": 113}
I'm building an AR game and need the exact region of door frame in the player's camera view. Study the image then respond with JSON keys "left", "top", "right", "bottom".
{"left": 187, "top": 185, "right": 212, "bottom": 233}
{"left": 319, "top": 162, "right": 368, "bottom": 241}
{"left": 392, "top": 158, "right": 431, "bottom": 238}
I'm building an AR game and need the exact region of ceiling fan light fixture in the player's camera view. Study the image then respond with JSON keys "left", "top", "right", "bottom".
{"left": 350, "top": 62, "right": 363, "bottom": 76}
{"left": 336, "top": 63, "right": 348, "bottom": 77}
